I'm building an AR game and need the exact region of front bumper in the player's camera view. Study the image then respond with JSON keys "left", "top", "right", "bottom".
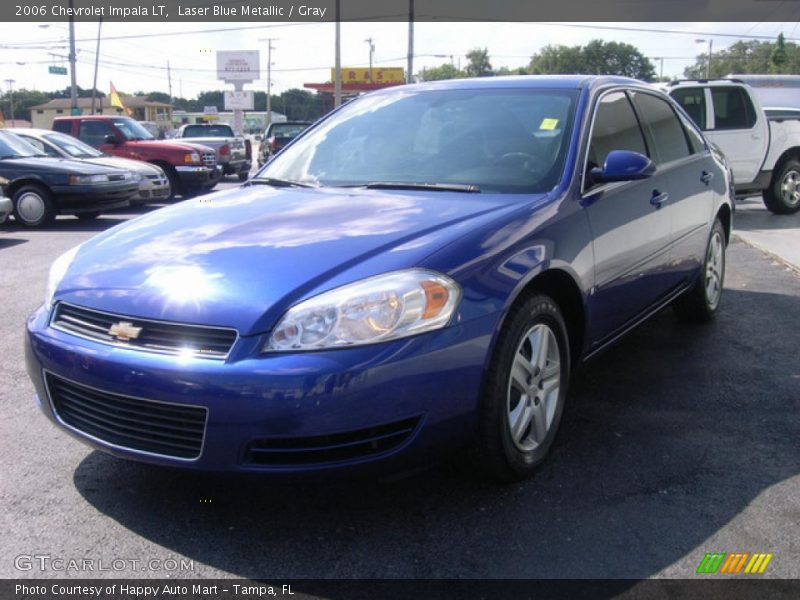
{"left": 51, "top": 182, "right": 138, "bottom": 213}
{"left": 25, "top": 305, "right": 496, "bottom": 477}
{"left": 175, "top": 165, "right": 222, "bottom": 190}
{"left": 134, "top": 176, "right": 171, "bottom": 204}
{"left": 0, "top": 196, "right": 11, "bottom": 223}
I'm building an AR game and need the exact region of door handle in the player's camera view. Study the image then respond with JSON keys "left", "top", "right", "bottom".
{"left": 650, "top": 190, "right": 669, "bottom": 208}
{"left": 700, "top": 170, "right": 714, "bottom": 184}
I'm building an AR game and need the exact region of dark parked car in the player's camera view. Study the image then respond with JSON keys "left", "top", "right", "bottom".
{"left": 10, "top": 129, "right": 171, "bottom": 205}
{"left": 26, "top": 76, "right": 732, "bottom": 480}
{"left": 0, "top": 130, "right": 138, "bottom": 227}
{"left": 257, "top": 121, "right": 311, "bottom": 166}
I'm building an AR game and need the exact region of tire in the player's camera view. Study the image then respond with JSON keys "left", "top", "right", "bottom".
{"left": 237, "top": 171, "right": 249, "bottom": 182}
{"left": 12, "top": 184, "right": 56, "bottom": 228}
{"left": 476, "top": 294, "right": 571, "bottom": 482}
{"left": 763, "top": 159, "right": 800, "bottom": 214}
{"left": 76, "top": 211, "right": 100, "bottom": 220}
{"left": 673, "top": 219, "right": 726, "bottom": 323}
{"left": 163, "top": 167, "right": 180, "bottom": 200}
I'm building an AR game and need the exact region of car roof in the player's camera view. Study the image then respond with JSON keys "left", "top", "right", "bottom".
{"left": 378, "top": 75, "right": 645, "bottom": 94}
{"left": 6, "top": 128, "right": 54, "bottom": 137}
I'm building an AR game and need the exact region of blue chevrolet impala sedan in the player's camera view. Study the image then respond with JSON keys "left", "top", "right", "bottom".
{"left": 25, "top": 76, "right": 733, "bottom": 480}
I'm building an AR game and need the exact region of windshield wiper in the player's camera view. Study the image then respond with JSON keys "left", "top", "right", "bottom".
{"left": 248, "top": 177, "right": 317, "bottom": 189}
{"left": 346, "top": 182, "right": 480, "bottom": 193}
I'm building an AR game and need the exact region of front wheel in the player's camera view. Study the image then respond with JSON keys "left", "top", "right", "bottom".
{"left": 763, "top": 159, "right": 800, "bottom": 214}
{"left": 476, "top": 294, "right": 570, "bottom": 481}
{"left": 673, "top": 219, "right": 726, "bottom": 323}
{"left": 12, "top": 184, "right": 56, "bottom": 228}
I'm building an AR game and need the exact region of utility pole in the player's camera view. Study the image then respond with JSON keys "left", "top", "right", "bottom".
{"left": 68, "top": 0, "right": 78, "bottom": 114}
{"left": 4, "top": 79, "right": 15, "bottom": 124}
{"left": 364, "top": 37, "right": 375, "bottom": 82}
{"left": 167, "top": 60, "right": 173, "bottom": 104}
{"left": 334, "top": 0, "right": 341, "bottom": 108}
{"left": 407, "top": 0, "right": 414, "bottom": 84}
{"left": 258, "top": 38, "right": 278, "bottom": 125}
{"left": 696, "top": 38, "right": 713, "bottom": 78}
{"left": 91, "top": 18, "right": 102, "bottom": 114}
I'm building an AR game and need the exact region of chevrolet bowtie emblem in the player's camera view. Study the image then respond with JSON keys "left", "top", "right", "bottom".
{"left": 108, "top": 321, "right": 142, "bottom": 342}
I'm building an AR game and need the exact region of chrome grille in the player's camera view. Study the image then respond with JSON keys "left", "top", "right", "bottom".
{"left": 52, "top": 303, "right": 237, "bottom": 360}
{"left": 46, "top": 372, "right": 206, "bottom": 460}
{"left": 202, "top": 152, "right": 216, "bottom": 168}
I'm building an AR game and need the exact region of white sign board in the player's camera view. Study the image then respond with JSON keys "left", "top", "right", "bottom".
{"left": 217, "top": 50, "right": 260, "bottom": 82}
{"left": 203, "top": 106, "right": 219, "bottom": 115}
{"left": 224, "top": 91, "right": 255, "bottom": 111}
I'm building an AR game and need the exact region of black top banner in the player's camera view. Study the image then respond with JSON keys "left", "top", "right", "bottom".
{"left": 3, "top": 0, "right": 800, "bottom": 22}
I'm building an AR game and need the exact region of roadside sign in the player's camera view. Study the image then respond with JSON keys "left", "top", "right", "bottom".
{"left": 203, "top": 106, "right": 219, "bottom": 115}
{"left": 224, "top": 91, "right": 254, "bottom": 111}
{"left": 217, "top": 51, "right": 260, "bottom": 83}
{"left": 331, "top": 67, "right": 405, "bottom": 84}
{"left": 48, "top": 65, "right": 67, "bottom": 75}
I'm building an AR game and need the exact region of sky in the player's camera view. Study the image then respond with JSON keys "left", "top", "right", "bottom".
{"left": 0, "top": 21, "right": 796, "bottom": 99}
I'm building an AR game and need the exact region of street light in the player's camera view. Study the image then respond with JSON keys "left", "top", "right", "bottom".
{"left": 696, "top": 38, "right": 713, "bottom": 79}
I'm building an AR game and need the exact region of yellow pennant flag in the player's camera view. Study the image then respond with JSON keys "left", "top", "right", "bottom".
{"left": 0, "top": 110, "right": 5, "bottom": 128}
{"left": 109, "top": 82, "right": 125, "bottom": 110}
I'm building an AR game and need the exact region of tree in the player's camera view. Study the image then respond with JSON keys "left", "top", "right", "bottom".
{"left": 684, "top": 36, "right": 800, "bottom": 78}
{"left": 417, "top": 63, "right": 465, "bottom": 81}
{"left": 0, "top": 88, "right": 52, "bottom": 121}
{"left": 528, "top": 39, "right": 656, "bottom": 81}
{"left": 770, "top": 33, "right": 789, "bottom": 73}
{"left": 465, "top": 48, "right": 493, "bottom": 77}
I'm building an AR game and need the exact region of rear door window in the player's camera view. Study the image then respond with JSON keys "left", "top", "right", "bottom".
{"left": 630, "top": 91, "right": 692, "bottom": 165}
{"left": 710, "top": 86, "right": 757, "bottom": 130}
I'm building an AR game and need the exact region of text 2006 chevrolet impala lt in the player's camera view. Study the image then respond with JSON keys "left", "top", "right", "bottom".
{"left": 26, "top": 76, "right": 732, "bottom": 480}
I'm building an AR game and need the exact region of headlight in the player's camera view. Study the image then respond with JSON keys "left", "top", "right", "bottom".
{"left": 44, "top": 245, "right": 81, "bottom": 310}
{"left": 184, "top": 152, "right": 201, "bottom": 165}
{"left": 267, "top": 270, "right": 460, "bottom": 352}
{"left": 68, "top": 174, "right": 110, "bottom": 185}
{"left": 0, "top": 176, "right": 9, "bottom": 186}
{"left": 132, "top": 172, "right": 143, "bottom": 182}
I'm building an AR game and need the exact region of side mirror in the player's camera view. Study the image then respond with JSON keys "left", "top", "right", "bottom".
{"left": 103, "top": 134, "right": 118, "bottom": 145}
{"left": 590, "top": 150, "right": 655, "bottom": 183}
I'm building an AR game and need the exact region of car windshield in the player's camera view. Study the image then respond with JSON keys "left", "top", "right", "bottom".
{"left": 183, "top": 124, "right": 234, "bottom": 137}
{"left": 0, "top": 131, "right": 46, "bottom": 158}
{"left": 270, "top": 124, "right": 308, "bottom": 137}
{"left": 44, "top": 132, "right": 104, "bottom": 158}
{"left": 113, "top": 118, "right": 155, "bottom": 141}
{"left": 257, "top": 88, "right": 578, "bottom": 194}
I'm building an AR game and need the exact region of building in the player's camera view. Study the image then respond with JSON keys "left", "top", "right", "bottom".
{"left": 28, "top": 96, "right": 173, "bottom": 129}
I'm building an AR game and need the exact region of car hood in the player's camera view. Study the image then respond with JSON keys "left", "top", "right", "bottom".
{"left": 84, "top": 156, "right": 163, "bottom": 176}
{"left": 58, "top": 185, "right": 529, "bottom": 335}
{"left": 157, "top": 140, "right": 215, "bottom": 153}
{"left": 1, "top": 156, "right": 128, "bottom": 175}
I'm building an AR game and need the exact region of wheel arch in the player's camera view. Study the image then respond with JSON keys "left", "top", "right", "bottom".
{"left": 498, "top": 267, "right": 587, "bottom": 368}
{"left": 6, "top": 176, "right": 51, "bottom": 198}
{"left": 769, "top": 147, "right": 800, "bottom": 184}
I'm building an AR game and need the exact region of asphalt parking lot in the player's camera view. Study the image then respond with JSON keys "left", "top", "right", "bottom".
{"left": 1, "top": 186, "right": 798, "bottom": 580}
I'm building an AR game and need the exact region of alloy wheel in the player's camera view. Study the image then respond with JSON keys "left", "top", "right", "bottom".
{"left": 506, "top": 323, "right": 561, "bottom": 452}
{"left": 780, "top": 169, "right": 800, "bottom": 207}
{"left": 705, "top": 230, "right": 724, "bottom": 310}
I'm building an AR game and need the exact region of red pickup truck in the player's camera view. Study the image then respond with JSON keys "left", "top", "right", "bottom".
{"left": 52, "top": 116, "right": 222, "bottom": 198}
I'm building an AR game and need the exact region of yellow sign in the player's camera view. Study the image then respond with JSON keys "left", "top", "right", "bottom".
{"left": 331, "top": 67, "right": 405, "bottom": 84}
